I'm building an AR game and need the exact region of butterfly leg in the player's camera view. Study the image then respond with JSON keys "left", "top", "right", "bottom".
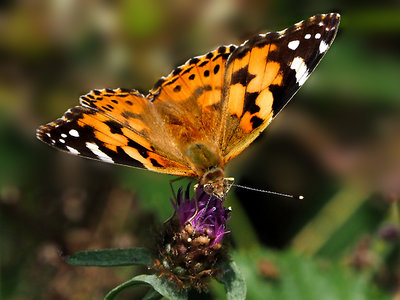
{"left": 169, "top": 176, "right": 188, "bottom": 204}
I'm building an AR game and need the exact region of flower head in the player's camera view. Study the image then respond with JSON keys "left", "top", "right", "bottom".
{"left": 172, "top": 184, "right": 231, "bottom": 247}
{"left": 153, "top": 184, "right": 231, "bottom": 291}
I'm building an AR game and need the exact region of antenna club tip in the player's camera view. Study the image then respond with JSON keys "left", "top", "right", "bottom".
{"left": 298, "top": 195, "right": 304, "bottom": 200}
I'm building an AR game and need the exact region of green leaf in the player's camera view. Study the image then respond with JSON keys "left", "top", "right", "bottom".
{"left": 216, "top": 260, "right": 247, "bottom": 300}
{"left": 142, "top": 288, "right": 163, "bottom": 300}
{"left": 66, "top": 247, "right": 153, "bottom": 267}
{"left": 105, "top": 274, "right": 188, "bottom": 300}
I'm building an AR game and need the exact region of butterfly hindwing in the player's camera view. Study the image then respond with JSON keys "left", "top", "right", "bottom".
{"left": 220, "top": 13, "right": 340, "bottom": 162}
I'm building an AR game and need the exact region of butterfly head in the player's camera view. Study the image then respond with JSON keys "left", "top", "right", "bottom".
{"left": 200, "top": 168, "right": 234, "bottom": 199}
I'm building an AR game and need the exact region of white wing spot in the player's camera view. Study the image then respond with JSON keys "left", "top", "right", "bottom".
{"left": 66, "top": 146, "right": 80, "bottom": 155}
{"left": 288, "top": 40, "right": 300, "bottom": 50}
{"left": 319, "top": 22, "right": 324, "bottom": 26}
{"left": 319, "top": 40, "right": 329, "bottom": 53}
{"left": 290, "top": 56, "right": 309, "bottom": 86}
{"left": 315, "top": 33, "right": 321, "bottom": 39}
{"left": 305, "top": 33, "right": 311, "bottom": 39}
{"left": 85, "top": 142, "right": 114, "bottom": 163}
{"left": 277, "top": 29, "right": 287, "bottom": 36}
{"left": 61, "top": 133, "right": 67, "bottom": 138}
{"left": 69, "top": 129, "right": 79, "bottom": 137}
{"left": 46, "top": 133, "right": 51, "bottom": 137}
{"left": 59, "top": 139, "right": 65, "bottom": 144}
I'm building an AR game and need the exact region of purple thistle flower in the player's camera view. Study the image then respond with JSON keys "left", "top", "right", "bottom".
{"left": 171, "top": 184, "right": 231, "bottom": 247}
{"left": 153, "top": 184, "right": 231, "bottom": 291}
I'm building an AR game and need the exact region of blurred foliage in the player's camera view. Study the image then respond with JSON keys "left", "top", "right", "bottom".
{"left": 212, "top": 248, "right": 391, "bottom": 300}
{"left": 1, "top": 0, "right": 399, "bottom": 299}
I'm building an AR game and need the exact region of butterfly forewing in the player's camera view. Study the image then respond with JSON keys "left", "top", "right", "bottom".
{"left": 37, "top": 102, "right": 196, "bottom": 177}
{"left": 78, "top": 88, "right": 189, "bottom": 163}
{"left": 147, "top": 45, "right": 237, "bottom": 146}
{"left": 220, "top": 13, "right": 340, "bottom": 162}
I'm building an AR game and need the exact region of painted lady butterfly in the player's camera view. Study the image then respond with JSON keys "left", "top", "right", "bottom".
{"left": 37, "top": 13, "right": 340, "bottom": 198}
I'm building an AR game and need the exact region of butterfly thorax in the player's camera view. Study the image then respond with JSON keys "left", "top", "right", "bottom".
{"left": 185, "top": 143, "right": 230, "bottom": 198}
{"left": 185, "top": 142, "right": 222, "bottom": 173}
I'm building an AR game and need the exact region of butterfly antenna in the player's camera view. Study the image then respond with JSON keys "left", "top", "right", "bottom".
{"left": 188, "top": 188, "right": 214, "bottom": 223}
{"left": 232, "top": 184, "right": 304, "bottom": 200}
{"left": 195, "top": 193, "right": 213, "bottom": 223}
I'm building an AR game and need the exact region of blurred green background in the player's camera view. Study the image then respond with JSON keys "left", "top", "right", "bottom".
{"left": 1, "top": 0, "right": 399, "bottom": 299}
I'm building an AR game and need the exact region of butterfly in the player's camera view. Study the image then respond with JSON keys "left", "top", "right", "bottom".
{"left": 37, "top": 13, "right": 340, "bottom": 199}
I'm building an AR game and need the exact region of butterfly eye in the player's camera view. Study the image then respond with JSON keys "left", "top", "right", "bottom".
{"left": 223, "top": 177, "right": 235, "bottom": 194}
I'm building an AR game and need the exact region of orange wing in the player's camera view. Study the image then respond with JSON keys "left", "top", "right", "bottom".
{"left": 220, "top": 13, "right": 340, "bottom": 162}
{"left": 37, "top": 13, "right": 340, "bottom": 180}
{"left": 146, "top": 45, "right": 237, "bottom": 154}
{"left": 37, "top": 90, "right": 196, "bottom": 177}
{"left": 37, "top": 45, "right": 238, "bottom": 177}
